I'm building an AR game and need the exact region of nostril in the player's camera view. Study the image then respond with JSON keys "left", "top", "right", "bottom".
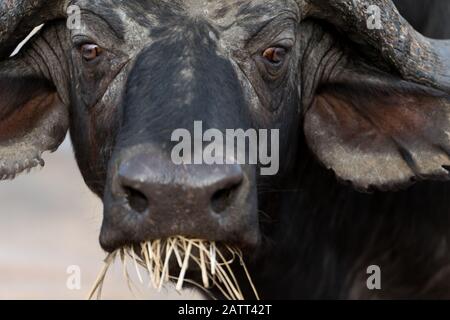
{"left": 124, "top": 186, "right": 148, "bottom": 213}
{"left": 211, "top": 182, "right": 241, "bottom": 214}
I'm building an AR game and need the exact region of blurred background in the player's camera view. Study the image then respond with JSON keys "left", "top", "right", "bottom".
{"left": 0, "top": 136, "right": 200, "bottom": 299}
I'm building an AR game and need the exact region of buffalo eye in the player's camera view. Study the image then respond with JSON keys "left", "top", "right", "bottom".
{"left": 262, "top": 47, "right": 287, "bottom": 65}
{"left": 80, "top": 43, "right": 103, "bottom": 62}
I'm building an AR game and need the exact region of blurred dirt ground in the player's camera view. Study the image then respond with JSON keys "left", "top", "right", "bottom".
{"left": 0, "top": 136, "right": 201, "bottom": 300}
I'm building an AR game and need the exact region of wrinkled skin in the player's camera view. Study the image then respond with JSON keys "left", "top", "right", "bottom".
{"left": 1, "top": 0, "right": 450, "bottom": 299}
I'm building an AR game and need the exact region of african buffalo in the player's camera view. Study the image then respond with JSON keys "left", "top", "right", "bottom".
{"left": 1, "top": 0, "right": 450, "bottom": 299}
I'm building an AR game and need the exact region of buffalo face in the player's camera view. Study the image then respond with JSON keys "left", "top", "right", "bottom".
{"left": 64, "top": 1, "right": 302, "bottom": 252}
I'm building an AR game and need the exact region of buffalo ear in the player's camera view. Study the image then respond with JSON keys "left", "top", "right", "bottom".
{"left": 0, "top": 70, "right": 69, "bottom": 179}
{"left": 304, "top": 67, "right": 450, "bottom": 191}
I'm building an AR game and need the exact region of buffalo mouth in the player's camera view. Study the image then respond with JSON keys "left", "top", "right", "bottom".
{"left": 88, "top": 236, "right": 259, "bottom": 300}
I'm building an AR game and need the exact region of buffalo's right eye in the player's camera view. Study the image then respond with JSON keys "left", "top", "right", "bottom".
{"left": 80, "top": 43, "right": 103, "bottom": 62}
{"left": 257, "top": 45, "right": 291, "bottom": 81}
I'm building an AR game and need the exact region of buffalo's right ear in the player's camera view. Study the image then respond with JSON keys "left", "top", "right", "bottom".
{"left": 0, "top": 1, "right": 69, "bottom": 179}
{"left": 304, "top": 63, "right": 450, "bottom": 192}
{"left": 0, "top": 61, "right": 69, "bottom": 179}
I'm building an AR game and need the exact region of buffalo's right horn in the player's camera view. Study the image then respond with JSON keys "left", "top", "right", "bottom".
{"left": 0, "top": 0, "right": 67, "bottom": 59}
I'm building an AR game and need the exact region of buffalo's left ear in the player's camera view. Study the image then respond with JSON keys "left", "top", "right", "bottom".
{"left": 304, "top": 65, "right": 450, "bottom": 191}
{"left": 0, "top": 62, "right": 69, "bottom": 179}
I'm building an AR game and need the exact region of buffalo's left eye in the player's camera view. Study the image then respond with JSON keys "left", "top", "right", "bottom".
{"left": 262, "top": 47, "right": 287, "bottom": 65}
{"left": 80, "top": 43, "right": 103, "bottom": 62}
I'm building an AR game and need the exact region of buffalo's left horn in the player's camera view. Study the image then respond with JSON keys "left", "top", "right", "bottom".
{"left": 303, "top": 0, "right": 450, "bottom": 91}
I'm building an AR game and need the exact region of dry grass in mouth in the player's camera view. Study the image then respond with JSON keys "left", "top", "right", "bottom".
{"left": 88, "top": 236, "right": 259, "bottom": 300}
